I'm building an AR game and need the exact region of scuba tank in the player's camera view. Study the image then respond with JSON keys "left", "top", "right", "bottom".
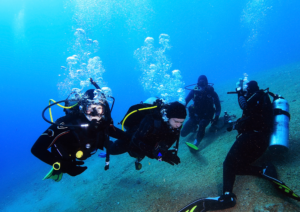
{"left": 269, "top": 97, "right": 290, "bottom": 152}
{"left": 227, "top": 84, "right": 290, "bottom": 152}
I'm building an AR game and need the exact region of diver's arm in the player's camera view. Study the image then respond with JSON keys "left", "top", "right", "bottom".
{"left": 185, "top": 90, "right": 194, "bottom": 107}
{"left": 108, "top": 125, "right": 131, "bottom": 142}
{"left": 238, "top": 96, "right": 247, "bottom": 110}
{"left": 135, "top": 115, "right": 155, "bottom": 139}
{"left": 31, "top": 125, "right": 64, "bottom": 166}
{"left": 130, "top": 115, "right": 155, "bottom": 155}
{"left": 213, "top": 91, "right": 221, "bottom": 117}
{"left": 239, "top": 91, "right": 263, "bottom": 111}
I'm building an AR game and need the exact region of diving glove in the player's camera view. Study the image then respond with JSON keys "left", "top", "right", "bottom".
{"left": 211, "top": 116, "right": 219, "bottom": 126}
{"left": 162, "top": 150, "right": 180, "bottom": 165}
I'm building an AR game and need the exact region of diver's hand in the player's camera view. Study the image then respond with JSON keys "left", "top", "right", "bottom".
{"left": 60, "top": 160, "right": 87, "bottom": 176}
{"left": 162, "top": 150, "right": 181, "bottom": 165}
{"left": 211, "top": 116, "right": 219, "bottom": 126}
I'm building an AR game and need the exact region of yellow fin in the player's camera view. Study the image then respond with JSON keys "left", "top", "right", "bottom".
{"left": 185, "top": 142, "right": 199, "bottom": 150}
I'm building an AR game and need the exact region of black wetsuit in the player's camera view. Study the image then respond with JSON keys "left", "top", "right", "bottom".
{"left": 110, "top": 113, "right": 181, "bottom": 162}
{"left": 31, "top": 114, "right": 130, "bottom": 175}
{"left": 181, "top": 85, "right": 221, "bottom": 143}
{"left": 223, "top": 90, "right": 273, "bottom": 193}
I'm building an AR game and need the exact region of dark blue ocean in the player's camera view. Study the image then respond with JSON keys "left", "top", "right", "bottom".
{"left": 1, "top": 0, "right": 300, "bottom": 211}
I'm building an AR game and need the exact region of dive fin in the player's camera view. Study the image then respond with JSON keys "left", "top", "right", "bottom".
{"left": 185, "top": 142, "right": 199, "bottom": 151}
{"left": 43, "top": 168, "right": 63, "bottom": 182}
{"left": 272, "top": 180, "right": 300, "bottom": 201}
{"left": 262, "top": 163, "right": 300, "bottom": 201}
{"left": 178, "top": 193, "right": 236, "bottom": 212}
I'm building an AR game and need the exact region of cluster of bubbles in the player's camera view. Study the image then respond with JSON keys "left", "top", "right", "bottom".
{"left": 58, "top": 28, "right": 110, "bottom": 98}
{"left": 66, "top": 0, "right": 153, "bottom": 32}
{"left": 67, "top": 87, "right": 113, "bottom": 104}
{"left": 92, "top": 87, "right": 113, "bottom": 104}
{"left": 243, "top": 73, "right": 249, "bottom": 90}
{"left": 236, "top": 73, "right": 249, "bottom": 90}
{"left": 241, "top": 0, "right": 273, "bottom": 49}
{"left": 70, "top": 88, "right": 82, "bottom": 99}
{"left": 134, "top": 34, "right": 185, "bottom": 103}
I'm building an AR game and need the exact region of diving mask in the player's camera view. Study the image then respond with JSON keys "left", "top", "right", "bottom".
{"left": 197, "top": 79, "right": 208, "bottom": 88}
{"left": 85, "top": 103, "right": 105, "bottom": 122}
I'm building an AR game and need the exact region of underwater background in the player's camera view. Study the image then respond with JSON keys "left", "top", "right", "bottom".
{"left": 1, "top": 0, "right": 300, "bottom": 211}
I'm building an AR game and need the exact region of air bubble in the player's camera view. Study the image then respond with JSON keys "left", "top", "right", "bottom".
{"left": 134, "top": 34, "right": 185, "bottom": 103}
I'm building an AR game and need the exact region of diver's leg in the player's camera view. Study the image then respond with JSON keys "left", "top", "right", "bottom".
{"left": 232, "top": 132, "right": 269, "bottom": 175}
{"left": 223, "top": 132, "right": 269, "bottom": 193}
{"left": 109, "top": 139, "right": 130, "bottom": 155}
{"left": 180, "top": 118, "right": 197, "bottom": 137}
{"left": 194, "top": 119, "right": 210, "bottom": 146}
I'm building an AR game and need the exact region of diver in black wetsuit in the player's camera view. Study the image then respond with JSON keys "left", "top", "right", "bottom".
{"left": 31, "top": 89, "right": 130, "bottom": 181}
{"left": 110, "top": 100, "right": 187, "bottom": 169}
{"left": 222, "top": 80, "right": 273, "bottom": 194}
{"left": 181, "top": 75, "right": 221, "bottom": 150}
{"left": 178, "top": 81, "right": 299, "bottom": 212}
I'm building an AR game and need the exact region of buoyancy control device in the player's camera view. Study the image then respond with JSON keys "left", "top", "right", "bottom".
{"left": 227, "top": 87, "right": 290, "bottom": 152}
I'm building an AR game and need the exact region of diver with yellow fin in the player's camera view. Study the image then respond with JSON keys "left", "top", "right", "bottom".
{"left": 31, "top": 78, "right": 130, "bottom": 182}
{"left": 181, "top": 75, "right": 221, "bottom": 151}
{"left": 178, "top": 80, "right": 298, "bottom": 211}
{"left": 178, "top": 163, "right": 299, "bottom": 212}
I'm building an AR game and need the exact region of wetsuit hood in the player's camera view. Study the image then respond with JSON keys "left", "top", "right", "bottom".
{"left": 245, "top": 81, "right": 260, "bottom": 99}
{"left": 166, "top": 101, "right": 187, "bottom": 119}
{"left": 198, "top": 75, "right": 208, "bottom": 87}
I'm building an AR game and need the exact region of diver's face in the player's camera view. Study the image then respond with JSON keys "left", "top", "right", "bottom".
{"left": 169, "top": 118, "right": 185, "bottom": 129}
{"left": 86, "top": 104, "right": 104, "bottom": 115}
{"left": 197, "top": 80, "right": 206, "bottom": 88}
{"left": 85, "top": 104, "right": 105, "bottom": 121}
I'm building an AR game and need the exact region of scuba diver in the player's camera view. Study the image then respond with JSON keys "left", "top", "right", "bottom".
{"left": 31, "top": 79, "right": 130, "bottom": 182}
{"left": 178, "top": 80, "right": 299, "bottom": 212}
{"left": 109, "top": 99, "right": 187, "bottom": 170}
{"left": 181, "top": 75, "right": 221, "bottom": 150}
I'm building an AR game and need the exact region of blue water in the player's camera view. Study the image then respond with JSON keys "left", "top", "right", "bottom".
{"left": 1, "top": 0, "right": 300, "bottom": 208}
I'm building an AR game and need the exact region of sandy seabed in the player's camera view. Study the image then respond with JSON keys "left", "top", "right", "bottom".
{"left": 1, "top": 62, "right": 300, "bottom": 212}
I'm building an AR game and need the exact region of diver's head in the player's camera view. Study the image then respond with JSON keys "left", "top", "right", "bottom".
{"left": 81, "top": 89, "right": 107, "bottom": 123}
{"left": 245, "top": 81, "right": 259, "bottom": 98}
{"left": 197, "top": 75, "right": 208, "bottom": 88}
{"left": 85, "top": 103, "right": 105, "bottom": 122}
{"left": 166, "top": 101, "right": 187, "bottom": 129}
